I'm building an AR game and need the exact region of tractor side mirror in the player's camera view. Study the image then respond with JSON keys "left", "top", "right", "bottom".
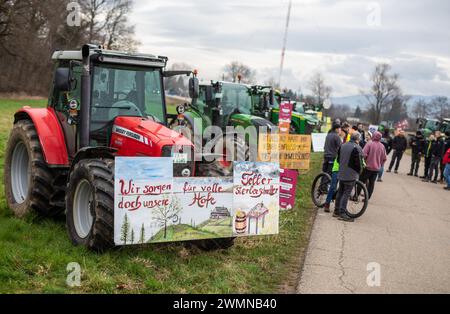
{"left": 55, "top": 67, "right": 73, "bottom": 92}
{"left": 189, "top": 77, "right": 199, "bottom": 99}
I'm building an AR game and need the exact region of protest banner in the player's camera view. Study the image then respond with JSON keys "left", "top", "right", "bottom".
{"left": 311, "top": 133, "right": 327, "bottom": 152}
{"left": 115, "top": 158, "right": 280, "bottom": 245}
{"left": 233, "top": 162, "right": 280, "bottom": 236}
{"left": 279, "top": 168, "right": 298, "bottom": 210}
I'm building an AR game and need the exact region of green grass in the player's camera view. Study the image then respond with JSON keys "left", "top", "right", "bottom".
{"left": 0, "top": 98, "right": 322, "bottom": 293}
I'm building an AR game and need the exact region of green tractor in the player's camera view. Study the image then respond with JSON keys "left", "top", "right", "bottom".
{"left": 416, "top": 118, "right": 441, "bottom": 137}
{"left": 439, "top": 118, "right": 450, "bottom": 134}
{"left": 250, "top": 86, "right": 321, "bottom": 134}
{"left": 169, "top": 80, "right": 275, "bottom": 175}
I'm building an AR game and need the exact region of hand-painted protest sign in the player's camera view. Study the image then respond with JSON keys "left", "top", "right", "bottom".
{"left": 114, "top": 157, "right": 173, "bottom": 245}
{"left": 279, "top": 134, "right": 311, "bottom": 170}
{"left": 258, "top": 134, "right": 311, "bottom": 170}
{"left": 278, "top": 101, "right": 293, "bottom": 134}
{"left": 115, "top": 158, "right": 279, "bottom": 245}
{"left": 279, "top": 169, "right": 298, "bottom": 210}
{"left": 311, "top": 133, "right": 327, "bottom": 152}
{"left": 233, "top": 162, "right": 280, "bottom": 236}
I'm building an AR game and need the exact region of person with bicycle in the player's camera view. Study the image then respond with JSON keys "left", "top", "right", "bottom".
{"left": 323, "top": 122, "right": 342, "bottom": 176}
{"left": 334, "top": 131, "right": 364, "bottom": 222}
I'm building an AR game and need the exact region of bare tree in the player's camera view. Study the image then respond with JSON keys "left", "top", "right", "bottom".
{"left": 430, "top": 96, "right": 449, "bottom": 120}
{"left": 0, "top": 0, "right": 139, "bottom": 95}
{"left": 364, "top": 63, "right": 400, "bottom": 124}
{"left": 411, "top": 99, "right": 430, "bottom": 119}
{"left": 223, "top": 61, "right": 255, "bottom": 83}
{"left": 81, "top": 0, "right": 139, "bottom": 51}
{"left": 308, "top": 72, "right": 332, "bottom": 106}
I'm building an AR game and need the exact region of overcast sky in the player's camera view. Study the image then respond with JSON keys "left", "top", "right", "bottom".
{"left": 131, "top": 0, "right": 450, "bottom": 97}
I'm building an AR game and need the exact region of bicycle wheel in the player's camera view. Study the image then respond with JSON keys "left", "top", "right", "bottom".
{"left": 311, "top": 172, "right": 332, "bottom": 208}
{"left": 345, "top": 180, "right": 369, "bottom": 218}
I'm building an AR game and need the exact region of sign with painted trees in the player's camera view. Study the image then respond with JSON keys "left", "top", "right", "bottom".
{"left": 114, "top": 157, "right": 279, "bottom": 245}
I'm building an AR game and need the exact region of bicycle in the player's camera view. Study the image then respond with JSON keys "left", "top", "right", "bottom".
{"left": 311, "top": 172, "right": 369, "bottom": 218}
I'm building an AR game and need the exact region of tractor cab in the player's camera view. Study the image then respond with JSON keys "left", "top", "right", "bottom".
{"left": 439, "top": 118, "right": 450, "bottom": 134}
{"left": 416, "top": 118, "right": 440, "bottom": 137}
{"left": 50, "top": 45, "right": 197, "bottom": 166}
{"left": 250, "top": 86, "right": 321, "bottom": 134}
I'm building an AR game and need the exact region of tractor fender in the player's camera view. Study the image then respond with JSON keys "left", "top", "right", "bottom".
{"left": 69, "top": 147, "right": 117, "bottom": 174}
{"left": 14, "top": 107, "right": 69, "bottom": 166}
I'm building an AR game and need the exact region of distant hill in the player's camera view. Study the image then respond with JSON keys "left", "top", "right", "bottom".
{"left": 331, "top": 95, "right": 444, "bottom": 109}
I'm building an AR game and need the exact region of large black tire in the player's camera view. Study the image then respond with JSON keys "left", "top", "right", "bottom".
{"left": 4, "top": 119, "right": 64, "bottom": 217}
{"left": 345, "top": 180, "right": 369, "bottom": 219}
{"left": 66, "top": 158, "right": 114, "bottom": 251}
{"left": 311, "top": 172, "right": 332, "bottom": 208}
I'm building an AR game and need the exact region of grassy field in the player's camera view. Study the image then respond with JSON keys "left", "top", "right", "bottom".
{"left": 0, "top": 98, "right": 321, "bottom": 293}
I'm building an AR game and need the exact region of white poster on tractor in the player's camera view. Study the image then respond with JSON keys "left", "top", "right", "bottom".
{"left": 232, "top": 162, "right": 280, "bottom": 236}
{"left": 114, "top": 157, "right": 174, "bottom": 245}
{"left": 167, "top": 177, "right": 234, "bottom": 242}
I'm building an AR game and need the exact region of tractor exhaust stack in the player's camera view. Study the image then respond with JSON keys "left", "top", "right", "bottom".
{"left": 80, "top": 44, "right": 92, "bottom": 148}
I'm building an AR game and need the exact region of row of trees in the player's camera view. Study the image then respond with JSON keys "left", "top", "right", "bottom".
{"left": 0, "top": 0, "right": 138, "bottom": 95}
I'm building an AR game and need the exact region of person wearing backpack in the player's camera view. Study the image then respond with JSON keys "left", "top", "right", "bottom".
{"left": 334, "top": 131, "right": 364, "bottom": 222}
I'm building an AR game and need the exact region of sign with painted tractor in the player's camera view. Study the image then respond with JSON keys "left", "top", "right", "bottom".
{"left": 114, "top": 158, "right": 279, "bottom": 245}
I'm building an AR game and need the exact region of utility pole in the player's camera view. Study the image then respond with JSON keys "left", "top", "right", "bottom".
{"left": 278, "top": 0, "right": 292, "bottom": 88}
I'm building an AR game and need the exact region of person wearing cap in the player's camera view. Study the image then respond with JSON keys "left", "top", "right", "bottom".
{"left": 407, "top": 131, "right": 425, "bottom": 177}
{"left": 423, "top": 131, "right": 444, "bottom": 183}
{"left": 322, "top": 122, "right": 342, "bottom": 176}
{"left": 334, "top": 131, "right": 364, "bottom": 222}
{"left": 387, "top": 130, "right": 407, "bottom": 174}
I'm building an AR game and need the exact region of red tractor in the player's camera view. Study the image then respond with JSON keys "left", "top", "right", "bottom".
{"left": 3, "top": 44, "right": 201, "bottom": 251}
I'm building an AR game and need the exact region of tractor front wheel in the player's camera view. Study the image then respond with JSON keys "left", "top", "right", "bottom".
{"left": 4, "top": 120, "right": 63, "bottom": 217}
{"left": 66, "top": 159, "right": 115, "bottom": 251}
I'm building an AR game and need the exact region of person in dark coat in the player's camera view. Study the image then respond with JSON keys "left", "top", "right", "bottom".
{"left": 322, "top": 122, "right": 342, "bottom": 175}
{"left": 377, "top": 128, "right": 392, "bottom": 182}
{"left": 407, "top": 131, "right": 426, "bottom": 176}
{"left": 357, "top": 123, "right": 366, "bottom": 148}
{"left": 387, "top": 130, "right": 407, "bottom": 174}
{"left": 423, "top": 131, "right": 444, "bottom": 183}
{"left": 421, "top": 135, "right": 434, "bottom": 179}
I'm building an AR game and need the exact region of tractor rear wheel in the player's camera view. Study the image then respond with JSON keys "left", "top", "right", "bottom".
{"left": 196, "top": 135, "right": 249, "bottom": 177}
{"left": 66, "top": 159, "right": 115, "bottom": 251}
{"left": 4, "top": 120, "right": 63, "bottom": 217}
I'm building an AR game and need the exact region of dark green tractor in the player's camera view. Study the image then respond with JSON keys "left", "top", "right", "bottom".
{"left": 169, "top": 80, "right": 275, "bottom": 175}
{"left": 416, "top": 118, "right": 441, "bottom": 138}
{"left": 249, "top": 86, "right": 321, "bottom": 135}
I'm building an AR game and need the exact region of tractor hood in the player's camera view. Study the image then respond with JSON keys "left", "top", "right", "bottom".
{"left": 113, "top": 116, "right": 193, "bottom": 147}
{"left": 229, "top": 113, "right": 276, "bottom": 130}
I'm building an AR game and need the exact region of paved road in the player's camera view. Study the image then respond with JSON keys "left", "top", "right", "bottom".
{"left": 297, "top": 154, "right": 450, "bottom": 293}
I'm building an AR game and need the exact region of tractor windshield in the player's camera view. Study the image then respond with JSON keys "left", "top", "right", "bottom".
{"left": 90, "top": 64, "right": 165, "bottom": 133}
{"left": 424, "top": 120, "right": 439, "bottom": 131}
{"left": 221, "top": 83, "right": 252, "bottom": 115}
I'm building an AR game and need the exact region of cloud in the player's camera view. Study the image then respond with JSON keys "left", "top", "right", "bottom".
{"left": 130, "top": 0, "right": 450, "bottom": 97}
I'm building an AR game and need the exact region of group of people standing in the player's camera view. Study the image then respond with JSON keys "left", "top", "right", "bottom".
{"left": 406, "top": 130, "right": 450, "bottom": 188}
{"left": 321, "top": 121, "right": 450, "bottom": 223}
{"left": 322, "top": 122, "right": 387, "bottom": 222}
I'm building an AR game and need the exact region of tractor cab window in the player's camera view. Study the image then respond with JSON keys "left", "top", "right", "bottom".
{"left": 221, "top": 84, "right": 252, "bottom": 116}
{"left": 90, "top": 64, "right": 165, "bottom": 146}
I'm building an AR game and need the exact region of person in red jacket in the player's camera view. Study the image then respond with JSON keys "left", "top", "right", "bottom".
{"left": 443, "top": 147, "right": 450, "bottom": 191}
